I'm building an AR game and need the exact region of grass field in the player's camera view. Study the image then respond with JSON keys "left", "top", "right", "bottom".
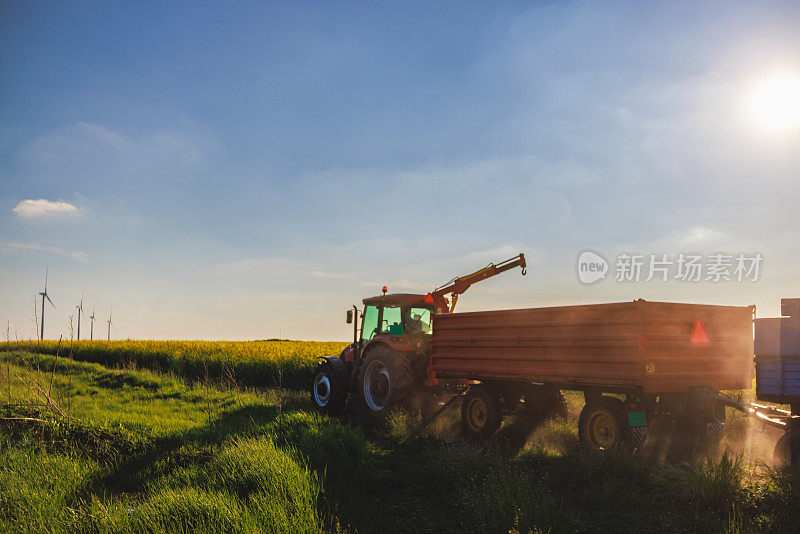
{"left": 1, "top": 344, "right": 800, "bottom": 533}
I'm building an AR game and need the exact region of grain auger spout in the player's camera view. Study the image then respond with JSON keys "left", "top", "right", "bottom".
{"left": 430, "top": 253, "right": 526, "bottom": 313}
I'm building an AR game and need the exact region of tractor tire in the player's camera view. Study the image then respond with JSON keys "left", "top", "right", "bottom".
{"left": 578, "top": 397, "right": 629, "bottom": 451}
{"left": 358, "top": 346, "right": 414, "bottom": 414}
{"left": 523, "top": 388, "right": 568, "bottom": 419}
{"left": 461, "top": 385, "right": 503, "bottom": 441}
{"left": 311, "top": 358, "right": 348, "bottom": 415}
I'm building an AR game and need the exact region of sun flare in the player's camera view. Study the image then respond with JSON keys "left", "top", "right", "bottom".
{"left": 749, "top": 73, "right": 800, "bottom": 133}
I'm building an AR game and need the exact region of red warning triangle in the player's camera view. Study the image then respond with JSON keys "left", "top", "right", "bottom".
{"left": 690, "top": 319, "right": 710, "bottom": 347}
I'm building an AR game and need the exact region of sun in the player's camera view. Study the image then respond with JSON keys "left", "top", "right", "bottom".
{"left": 749, "top": 73, "right": 800, "bottom": 133}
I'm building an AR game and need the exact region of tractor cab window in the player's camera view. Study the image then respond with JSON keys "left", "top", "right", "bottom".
{"left": 405, "top": 307, "right": 433, "bottom": 335}
{"left": 381, "top": 306, "right": 403, "bottom": 334}
{"left": 361, "top": 305, "right": 379, "bottom": 340}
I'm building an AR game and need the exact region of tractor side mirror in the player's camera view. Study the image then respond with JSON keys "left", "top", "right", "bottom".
{"left": 346, "top": 309, "right": 353, "bottom": 324}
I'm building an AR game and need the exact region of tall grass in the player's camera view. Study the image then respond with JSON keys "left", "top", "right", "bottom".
{"left": 1, "top": 350, "right": 324, "bottom": 533}
{"left": 0, "top": 340, "right": 346, "bottom": 390}
{"left": 0, "top": 449, "right": 98, "bottom": 533}
{"left": 95, "top": 437, "right": 323, "bottom": 534}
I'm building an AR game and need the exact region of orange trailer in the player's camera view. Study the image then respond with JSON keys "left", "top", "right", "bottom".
{"left": 430, "top": 300, "right": 754, "bottom": 393}
{"left": 427, "top": 300, "right": 754, "bottom": 448}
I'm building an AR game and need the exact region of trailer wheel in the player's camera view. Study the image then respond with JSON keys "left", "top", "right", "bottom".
{"left": 311, "top": 358, "right": 348, "bottom": 415}
{"left": 461, "top": 385, "right": 503, "bottom": 440}
{"left": 579, "top": 397, "right": 628, "bottom": 451}
{"left": 359, "top": 346, "right": 413, "bottom": 414}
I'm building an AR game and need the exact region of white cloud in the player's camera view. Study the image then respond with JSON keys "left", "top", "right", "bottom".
{"left": 0, "top": 242, "right": 89, "bottom": 263}
{"left": 12, "top": 199, "right": 80, "bottom": 218}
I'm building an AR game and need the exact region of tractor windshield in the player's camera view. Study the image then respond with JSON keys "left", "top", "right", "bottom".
{"left": 361, "top": 305, "right": 379, "bottom": 340}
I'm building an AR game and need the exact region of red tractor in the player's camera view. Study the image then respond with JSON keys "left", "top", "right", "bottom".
{"left": 310, "top": 253, "right": 527, "bottom": 415}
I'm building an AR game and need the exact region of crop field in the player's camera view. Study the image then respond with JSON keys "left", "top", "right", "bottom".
{"left": 0, "top": 340, "right": 347, "bottom": 391}
{"left": 1, "top": 344, "right": 800, "bottom": 533}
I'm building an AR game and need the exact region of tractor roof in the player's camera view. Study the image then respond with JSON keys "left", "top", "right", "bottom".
{"left": 362, "top": 293, "right": 430, "bottom": 307}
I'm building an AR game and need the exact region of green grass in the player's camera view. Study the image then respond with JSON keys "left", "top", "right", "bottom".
{"left": 0, "top": 339, "right": 347, "bottom": 390}
{"left": 1, "top": 349, "right": 799, "bottom": 533}
{"left": 1, "top": 350, "right": 323, "bottom": 533}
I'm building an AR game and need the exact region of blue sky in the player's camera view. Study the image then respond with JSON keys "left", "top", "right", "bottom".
{"left": 2, "top": 1, "right": 800, "bottom": 341}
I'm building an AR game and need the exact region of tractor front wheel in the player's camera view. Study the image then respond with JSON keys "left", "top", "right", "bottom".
{"left": 461, "top": 385, "right": 503, "bottom": 440}
{"left": 311, "top": 358, "right": 348, "bottom": 415}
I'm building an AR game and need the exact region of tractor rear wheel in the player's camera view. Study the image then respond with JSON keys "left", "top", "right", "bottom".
{"left": 461, "top": 385, "right": 503, "bottom": 440}
{"left": 579, "top": 397, "right": 628, "bottom": 451}
{"left": 358, "top": 346, "right": 414, "bottom": 414}
{"left": 311, "top": 359, "right": 348, "bottom": 415}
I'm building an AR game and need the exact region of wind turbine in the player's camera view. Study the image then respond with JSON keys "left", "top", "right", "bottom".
{"left": 38, "top": 267, "right": 55, "bottom": 340}
{"left": 75, "top": 290, "right": 84, "bottom": 340}
{"left": 107, "top": 308, "right": 114, "bottom": 341}
{"left": 89, "top": 302, "right": 96, "bottom": 340}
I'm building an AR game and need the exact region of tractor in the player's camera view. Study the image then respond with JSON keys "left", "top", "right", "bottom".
{"left": 310, "top": 253, "right": 527, "bottom": 416}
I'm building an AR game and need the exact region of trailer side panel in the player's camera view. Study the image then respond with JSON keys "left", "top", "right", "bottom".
{"left": 637, "top": 301, "right": 753, "bottom": 392}
{"left": 431, "top": 300, "right": 753, "bottom": 393}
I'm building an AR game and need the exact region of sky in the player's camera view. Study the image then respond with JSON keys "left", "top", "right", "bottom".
{"left": 2, "top": 1, "right": 800, "bottom": 341}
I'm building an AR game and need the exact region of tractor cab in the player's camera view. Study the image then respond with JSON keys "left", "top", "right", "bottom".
{"left": 359, "top": 293, "right": 434, "bottom": 340}
{"left": 341, "top": 292, "right": 434, "bottom": 364}
{"left": 331, "top": 292, "right": 436, "bottom": 412}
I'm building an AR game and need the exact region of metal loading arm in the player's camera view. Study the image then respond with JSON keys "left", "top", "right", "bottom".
{"left": 431, "top": 253, "right": 526, "bottom": 312}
